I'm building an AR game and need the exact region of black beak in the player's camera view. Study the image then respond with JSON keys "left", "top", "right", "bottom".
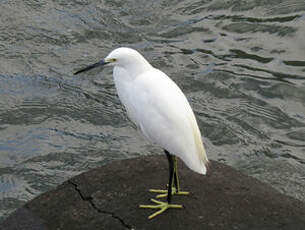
{"left": 74, "top": 59, "right": 109, "bottom": 75}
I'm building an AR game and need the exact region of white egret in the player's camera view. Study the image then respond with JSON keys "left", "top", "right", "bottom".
{"left": 74, "top": 47, "right": 209, "bottom": 219}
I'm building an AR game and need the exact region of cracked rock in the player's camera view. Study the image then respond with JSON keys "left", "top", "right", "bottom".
{"left": 2, "top": 155, "right": 305, "bottom": 230}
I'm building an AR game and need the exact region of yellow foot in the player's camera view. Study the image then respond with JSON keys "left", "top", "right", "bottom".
{"left": 139, "top": 199, "right": 182, "bottom": 219}
{"left": 149, "top": 187, "right": 190, "bottom": 198}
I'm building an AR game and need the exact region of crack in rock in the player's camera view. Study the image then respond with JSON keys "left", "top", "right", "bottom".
{"left": 68, "top": 180, "right": 133, "bottom": 230}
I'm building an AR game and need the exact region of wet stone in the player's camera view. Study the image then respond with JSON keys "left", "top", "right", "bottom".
{"left": 1, "top": 155, "right": 305, "bottom": 230}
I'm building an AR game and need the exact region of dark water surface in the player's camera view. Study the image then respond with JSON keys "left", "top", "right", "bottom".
{"left": 1, "top": 0, "right": 305, "bottom": 221}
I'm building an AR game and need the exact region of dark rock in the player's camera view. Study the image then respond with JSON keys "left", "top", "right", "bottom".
{"left": 2, "top": 155, "right": 305, "bottom": 230}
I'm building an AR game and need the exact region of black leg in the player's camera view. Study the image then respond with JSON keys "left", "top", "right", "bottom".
{"left": 173, "top": 158, "right": 179, "bottom": 191}
{"left": 165, "top": 150, "right": 179, "bottom": 191}
{"left": 164, "top": 150, "right": 174, "bottom": 203}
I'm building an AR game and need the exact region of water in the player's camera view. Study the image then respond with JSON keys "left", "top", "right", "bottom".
{"left": 1, "top": 0, "right": 305, "bottom": 222}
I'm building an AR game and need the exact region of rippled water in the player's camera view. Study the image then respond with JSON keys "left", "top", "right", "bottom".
{"left": 1, "top": 0, "right": 305, "bottom": 222}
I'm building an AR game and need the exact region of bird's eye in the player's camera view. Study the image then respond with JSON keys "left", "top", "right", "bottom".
{"left": 110, "top": 58, "right": 117, "bottom": 62}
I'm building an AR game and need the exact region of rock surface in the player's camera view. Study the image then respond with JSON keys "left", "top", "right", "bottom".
{"left": 2, "top": 155, "right": 305, "bottom": 230}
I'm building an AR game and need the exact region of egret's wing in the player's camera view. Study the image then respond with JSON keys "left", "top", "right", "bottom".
{"left": 132, "top": 69, "right": 208, "bottom": 174}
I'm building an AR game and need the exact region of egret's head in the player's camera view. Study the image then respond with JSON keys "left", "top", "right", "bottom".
{"left": 105, "top": 47, "right": 144, "bottom": 66}
{"left": 74, "top": 47, "right": 151, "bottom": 75}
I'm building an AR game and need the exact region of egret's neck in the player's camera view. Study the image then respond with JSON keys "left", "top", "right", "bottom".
{"left": 117, "top": 57, "right": 152, "bottom": 78}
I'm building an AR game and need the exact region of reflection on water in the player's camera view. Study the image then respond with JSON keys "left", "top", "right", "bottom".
{"left": 1, "top": 0, "right": 305, "bottom": 221}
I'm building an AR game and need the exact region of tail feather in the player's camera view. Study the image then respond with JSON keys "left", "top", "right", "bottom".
{"left": 190, "top": 117, "right": 209, "bottom": 175}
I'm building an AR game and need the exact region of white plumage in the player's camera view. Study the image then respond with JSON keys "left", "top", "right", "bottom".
{"left": 107, "top": 47, "right": 209, "bottom": 174}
